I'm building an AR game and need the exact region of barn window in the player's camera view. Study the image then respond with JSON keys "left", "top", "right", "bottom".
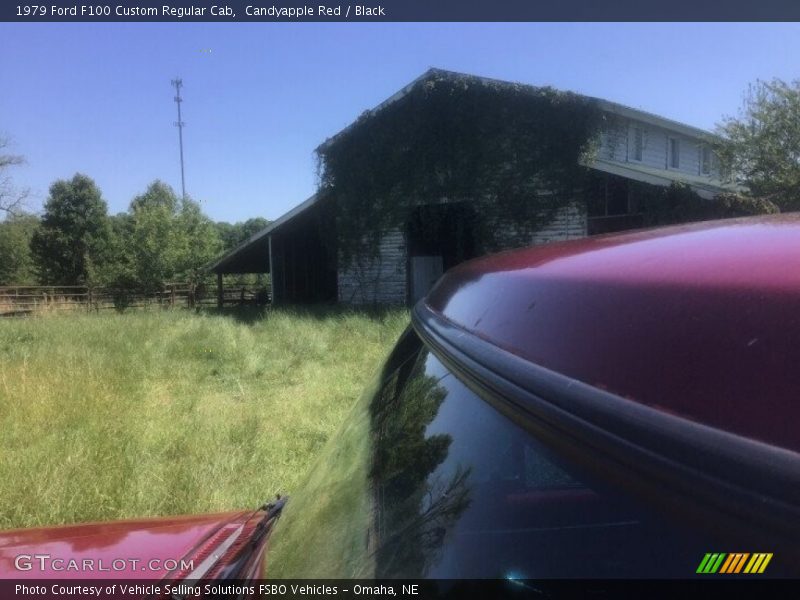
{"left": 700, "top": 145, "right": 713, "bottom": 175}
{"left": 668, "top": 137, "right": 680, "bottom": 169}
{"left": 631, "top": 127, "right": 643, "bottom": 162}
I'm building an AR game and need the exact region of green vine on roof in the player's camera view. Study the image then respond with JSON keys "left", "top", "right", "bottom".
{"left": 316, "top": 72, "right": 604, "bottom": 265}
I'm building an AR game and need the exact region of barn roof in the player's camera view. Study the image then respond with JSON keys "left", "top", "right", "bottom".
{"left": 208, "top": 68, "right": 731, "bottom": 275}
{"left": 316, "top": 67, "right": 719, "bottom": 152}
{"left": 207, "top": 193, "right": 321, "bottom": 274}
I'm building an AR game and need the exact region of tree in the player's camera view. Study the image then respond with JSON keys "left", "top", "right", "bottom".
{"left": 215, "top": 217, "right": 270, "bottom": 250}
{"left": 238, "top": 217, "right": 270, "bottom": 242}
{"left": 127, "top": 181, "right": 184, "bottom": 290}
{"left": 95, "top": 212, "right": 137, "bottom": 289}
{"left": 0, "top": 213, "right": 39, "bottom": 285}
{"left": 30, "top": 174, "right": 111, "bottom": 285}
{"left": 126, "top": 181, "right": 221, "bottom": 290}
{"left": 0, "top": 136, "right": 29, "bottom": 217}
{"left": 716, "top": 78, "right": 800, "bottom": 211}
{"left": 175, "top": 196, "right": 222, "bottom": 283}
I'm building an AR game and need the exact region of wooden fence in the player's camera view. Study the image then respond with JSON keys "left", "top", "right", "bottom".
{"left": 0, "top": 283, "right": 270, "bottom": 318}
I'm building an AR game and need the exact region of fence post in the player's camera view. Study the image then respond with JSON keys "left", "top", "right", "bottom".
{"left": 217, "top": 273, "right": 223, "bottom": 309}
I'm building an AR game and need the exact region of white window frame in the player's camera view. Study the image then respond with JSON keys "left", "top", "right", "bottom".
{"left": 630, "top": 126, "right": 644, "bottom": 162}
{"left": 668, "top": 137, "right": 680, "bottom": 169}
{"left": 700, "top": 145, "right": 713, "bottom": 175}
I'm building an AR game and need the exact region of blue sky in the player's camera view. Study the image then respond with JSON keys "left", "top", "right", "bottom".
{"left": 1, "top": 23, "right": 799, "bottom": 223}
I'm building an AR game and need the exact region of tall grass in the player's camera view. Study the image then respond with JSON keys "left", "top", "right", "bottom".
{"left": 0, "top": 307, "right": 408, "bottom": 530}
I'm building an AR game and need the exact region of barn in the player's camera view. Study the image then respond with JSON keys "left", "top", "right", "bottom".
{"left": 208, "top": 68, "right": 739, "bottom": 306}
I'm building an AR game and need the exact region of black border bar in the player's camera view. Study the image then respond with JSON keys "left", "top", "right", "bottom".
{"left": 3, "top": 579, "right": 800, "bottom": 599}
{"left": 4, "top": 0, "right": 800, "bottom": 22}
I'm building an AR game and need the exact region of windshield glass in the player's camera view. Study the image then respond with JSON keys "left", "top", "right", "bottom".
{"left": 265, "top": 328, "right": 786, "bottom": 578}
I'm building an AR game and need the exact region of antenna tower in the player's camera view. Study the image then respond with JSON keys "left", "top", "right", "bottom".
{"left": 171, "top": 78, "right": 187, "bottom": 200}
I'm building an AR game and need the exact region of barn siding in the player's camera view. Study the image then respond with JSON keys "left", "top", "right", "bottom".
{"left": 598, "top": 116, "right": 711, "bottom": 178}
{"left": 530, "top": 203, "right": 587, "bottom": 245}
{"left": 597, "top": 119, "right": 629, "bottom": 163}
{"left": 491, "top": 203, "right": 587, "bottom": 250}
{"left": 338, "top": 205, "right": 585, "bottom": 305}
{"left": 337, "top": 228, "right": 407, "bottom": 305}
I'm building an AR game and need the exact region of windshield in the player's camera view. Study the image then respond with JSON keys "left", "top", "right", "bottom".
{"left": 265, "top": 327, "right": 788, "bottom": 578}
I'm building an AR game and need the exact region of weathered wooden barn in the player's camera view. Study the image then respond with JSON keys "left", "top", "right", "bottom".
{"left": 209, "top": 68, "right": 738, "bottom": 306}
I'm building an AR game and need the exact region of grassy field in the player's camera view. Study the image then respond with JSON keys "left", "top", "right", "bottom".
{"left": 0, "top": 307, "right": 407, "bottom": 530}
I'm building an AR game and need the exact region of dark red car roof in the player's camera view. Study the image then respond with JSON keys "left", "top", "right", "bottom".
{"left": 425, "top": 214, "right": 800, "bottom": 453}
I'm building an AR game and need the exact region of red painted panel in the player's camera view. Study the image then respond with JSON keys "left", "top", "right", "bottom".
{"left": 0, "top": 511, "right": 248, "bottom": 579}
{"left": 425, "top": 215, "right": 800, "bottom": 451}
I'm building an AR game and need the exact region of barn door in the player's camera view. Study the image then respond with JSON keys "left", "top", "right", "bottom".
{"left": 410, "top": 255, "right": 444, "bottom": 305}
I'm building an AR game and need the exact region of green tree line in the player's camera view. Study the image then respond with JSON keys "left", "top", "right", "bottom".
{"left": 0, "top": 173, "right": 268, "bottom": 288}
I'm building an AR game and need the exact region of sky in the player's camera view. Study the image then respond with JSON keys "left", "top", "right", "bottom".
{"left": 1, "top": 22, "right": 799, "bottom": 223}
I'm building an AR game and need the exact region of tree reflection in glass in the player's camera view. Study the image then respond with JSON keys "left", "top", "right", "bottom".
{"left": 369, "top": 350, "right": 472, "bottom": 577}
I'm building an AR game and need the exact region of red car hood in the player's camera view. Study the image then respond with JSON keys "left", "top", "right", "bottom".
{"left": 0, "top": 511, "right": 250, "bottom": 579}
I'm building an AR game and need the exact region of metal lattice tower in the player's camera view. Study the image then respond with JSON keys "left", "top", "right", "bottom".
{"left": 171, "top": 78, "right": 187, "bottom": 200}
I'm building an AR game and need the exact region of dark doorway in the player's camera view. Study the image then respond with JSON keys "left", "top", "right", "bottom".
{"left": 406, "top": 203, "right": 477, "bottom": 304}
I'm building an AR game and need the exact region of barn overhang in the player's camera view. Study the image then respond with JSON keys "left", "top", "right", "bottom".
{"left": 206, "top": 193, "right": 322, "bottom": 275}
{"left": 585, "top": 158, "right": 741, "bottom": 200}
{"left": 206, "top": 193, "right": 336, "bottom": 305}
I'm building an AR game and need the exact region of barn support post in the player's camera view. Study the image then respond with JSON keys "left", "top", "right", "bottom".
{"left": 281, "top": 237, "right": 287, "bottom": 303}
{"left": 268, "top": 235, "right": 276, "bottom": 305}
{"left": 216, "top": 272, "right": 223, "bottom": 308}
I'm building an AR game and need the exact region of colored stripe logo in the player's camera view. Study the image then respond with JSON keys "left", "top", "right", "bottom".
{"left": 696, "top": 553, "right": 772, "bottom": 574}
